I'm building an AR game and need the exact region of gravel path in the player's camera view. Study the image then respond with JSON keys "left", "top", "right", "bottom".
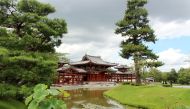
{"left": 174, "top": 85, "right": 190, "bottom": 88}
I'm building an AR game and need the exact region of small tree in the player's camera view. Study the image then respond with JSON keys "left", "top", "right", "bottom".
{"left": 115, "top": 0, "right": 159, "bottom": 84}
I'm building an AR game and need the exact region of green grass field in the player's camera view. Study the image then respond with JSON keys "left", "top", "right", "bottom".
{"left": 104, "top": 85, "right": 190, "bottom": 109}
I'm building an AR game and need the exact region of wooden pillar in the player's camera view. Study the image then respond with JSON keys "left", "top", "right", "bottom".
{"left": 111, "top": 75, "right": 113, "bottom": 82}
{"left": 77, "top": 75, "right": 78, "bottom": 84}
{"left": 88, "top": 74, "right": 90, "bottom": 81}
{"left": 72, "top": 74, "right": 74, "bottom": 85}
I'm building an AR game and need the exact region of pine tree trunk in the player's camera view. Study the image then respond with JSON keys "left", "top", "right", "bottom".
{"left": 134, "top": 58, "right": 141, "bottom": 85}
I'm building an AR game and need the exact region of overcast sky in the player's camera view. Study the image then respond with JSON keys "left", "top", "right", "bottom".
{"left": 41, "top": 0, "right": 190, "bottom": 71}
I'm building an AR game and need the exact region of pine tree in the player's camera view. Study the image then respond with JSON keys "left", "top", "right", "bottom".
{"left": 0, "top": 0, "right": 67, "bottom": 99}
{"left": 115, "top": 0, "right": 159, "bottom": 84}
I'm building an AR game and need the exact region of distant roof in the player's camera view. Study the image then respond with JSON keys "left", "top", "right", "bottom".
{"left": 115, "top": 65, "right": 130, "bottom": 69}
{"left": 145, "top": 77, "right": 154, "bottom": 80}
{"left": 115, "top": 71, "right": 134, "bottom": 74}
{"left": 70, "top": 60, "right": 90, "bottom": 65}
{"left": 57, "top": 66, "right": 69, "bottom": 72}
{"left": 57, "top": 66, "right": 87, "bottom": 73}
{"left": 115, "top": 71, "right": 124, "bottom": 74}
{"left": 58, "top": 60, "right": 69, "bottom": 64}
{"left": 72, "top": 67, "right": 87, "bottom": 73}
{"left": 70, "top": 54, "right": 117, "bottom": 66}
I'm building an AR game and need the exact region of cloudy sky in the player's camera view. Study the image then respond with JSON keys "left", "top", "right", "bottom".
{"left": 41, "top": 0, "right": 190, "bottom": 71}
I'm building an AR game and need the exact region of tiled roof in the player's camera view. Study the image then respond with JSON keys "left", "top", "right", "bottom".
{"left": 57, "top": 66, "right": 87, "bottom": 73}
{"left": 115, "top": 65, "right": 130, "bottom": 69}
{"left": 72, "top": 54, "right": 117, "bottom": 66}
{"left": 70, "top": 60, "right": 90, "bottom": 65}
{"left": 72, "top": 67, "right": 87, "bottom": 73}
{"left": 115, "top": 71, "right": 134, "bottom": 74}
{"left": 57, "top": 66, "right": 69, "bottom": 72}
{"left": 115, "top": 71, "right": 124, "bottom": 74}
{"left": 85, "top": 55, "right": 110, "bottom": 64}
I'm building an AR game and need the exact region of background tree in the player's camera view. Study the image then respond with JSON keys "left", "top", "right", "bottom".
{"left": 143, "top": 68, "right": 162, "bottom": 82}
{"left": 140, "top": 60, "right": 163, "bottom": 79}
{"left": 167, "top": 69, "right": 178, "bottom": 86}
{"left": 161, "top": 73, "right": 168, "bottom": 84}
{"left": 178, "top": 68, "right": 190, "bottom": 85}
{"left": 0, "top": 0, "right": 67, "bottom": 100}
{"left": 115, "top": 0, "right": 160, "bottom": 84}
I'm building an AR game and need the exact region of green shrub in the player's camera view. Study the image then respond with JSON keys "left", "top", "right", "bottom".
{"left": 162, "top": 84, "right": 172, "bottom": 87}
{"left": 0, "top": 83, "right": 32, "bottom": 100}
{"left": 130, "top": 83, "right": 142, "bottom": 86}
{"left": 25, "top": 84, "right": 67, "bottom": 109}
{"left": 122, "top": 82, "right": 131, "bottom": 85}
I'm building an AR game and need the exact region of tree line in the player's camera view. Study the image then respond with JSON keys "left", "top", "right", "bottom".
{"left": 143, "top": 68, "right": 190, "bottom": 86}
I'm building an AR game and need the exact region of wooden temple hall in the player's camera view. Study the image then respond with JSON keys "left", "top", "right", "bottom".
{"left": 56, "top": 54, "right": 136, "bottom": 85}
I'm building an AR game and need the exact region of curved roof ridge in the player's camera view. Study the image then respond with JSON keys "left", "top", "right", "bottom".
{"left": 71, "top": 54, "right": 117, "bottom": 66}
{"left": 115, "top": 65, "right": 130, "bottom": 69}
{"left": 85, "top": 54, "right": 101, "bottom": 58}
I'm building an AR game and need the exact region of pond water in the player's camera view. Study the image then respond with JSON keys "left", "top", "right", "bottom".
{"left": 64, "top": 89, "right": 136, "bottom": 109}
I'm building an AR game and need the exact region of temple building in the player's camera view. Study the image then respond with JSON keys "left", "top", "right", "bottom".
{"left": 56, "top": 54, "right": 136, "bottom": 85}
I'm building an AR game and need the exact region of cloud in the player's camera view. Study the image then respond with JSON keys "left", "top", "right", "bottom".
{"left": 41, "top": 0, "right": 190, "bottom": 25}
{"left": 41, "top": 0, "right": 126, "bottom": 29}
{"left": 55, "top": 26, "right": 129, "bottom": 63}
{"left": 60, "top": 27, "right": 120, "bottom": 45}
{"left": 151, "top": 19, "right": 190, "bottom": 39}
{"left": 158, "top": 48, "right": 190, "bottom": 71}
{"left": 41, "top": 0, "right": 190, "bottom": 40}
{"left": 147, "top": 0, "right": 190, "bottom": 21}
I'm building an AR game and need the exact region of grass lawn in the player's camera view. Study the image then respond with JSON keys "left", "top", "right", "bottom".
{"left": 104, "top": 85, "right": 190, "bottom": 109}
{"left": 0, "top": 99, "right": 26, "bottom": 109}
